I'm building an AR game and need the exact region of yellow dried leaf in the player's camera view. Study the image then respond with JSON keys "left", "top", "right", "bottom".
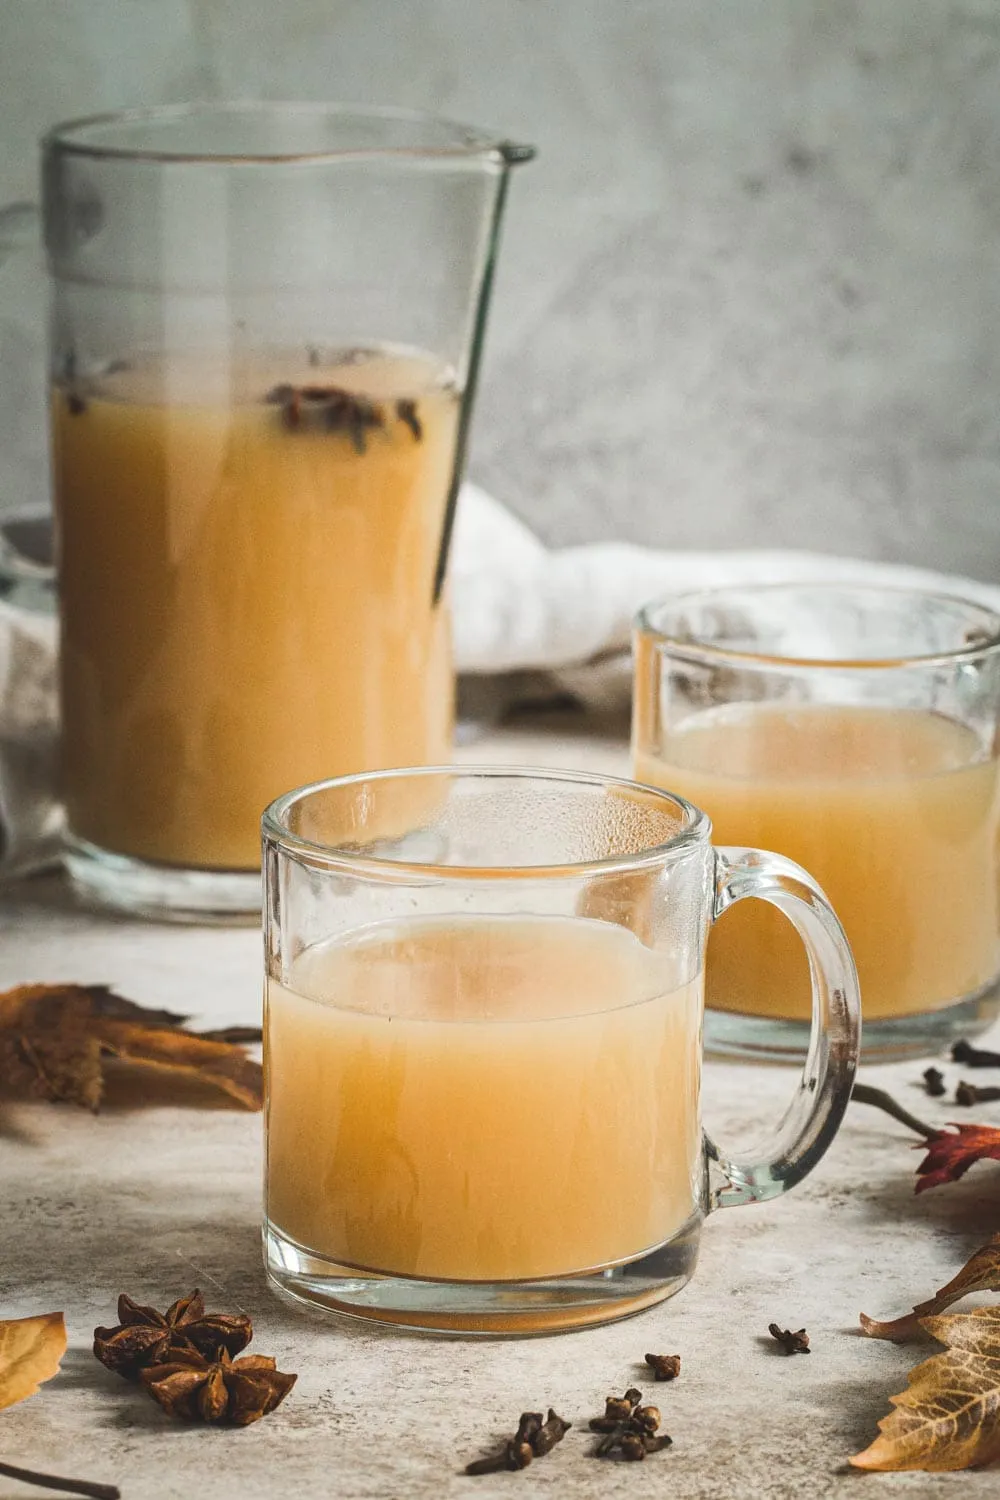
{"left": 851, "top": 1307, "right": 1000, "bottom": 1471}
{"left": 0, "top": 1311, "right": 67, "bottom": 1411}
{"left": 861, "top": 1235, "right": 1000, "bottom": 1341}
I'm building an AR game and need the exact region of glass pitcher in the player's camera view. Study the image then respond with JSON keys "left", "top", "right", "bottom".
{"left": 0, "top": 103, "right": 533, "bottom": 920}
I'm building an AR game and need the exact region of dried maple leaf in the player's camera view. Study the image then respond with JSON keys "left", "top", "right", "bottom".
{"left": 0, "top": 983, "right": 261, "bottom": 1112}
{"left": 861, "top": 1235, "right": 1000, "bottom": 1341}
{"left": 94, "top": 1290, "right": 252, "bottom": 1380}
{"left": 0, "top": 1311, "right": 66, "bottom": 1411}
{"left": 140, "top": 1348, "right": 296, "bottom": 1426}
{"left": 851, "top": 1307, "right": 1000, "bottom": 1471}
{"left": 915, "top": 1123, "right": 1000, "bottom": 1192}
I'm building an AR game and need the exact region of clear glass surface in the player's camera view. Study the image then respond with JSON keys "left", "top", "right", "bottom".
{"left": 28, "top": 103, "right": 533, "bottom": 919}
{"left": 633, "top": 583, "right": 1000, "bottom": 1061}
{"left": 262, "top": 765, "right": 860, "bottom": 1335}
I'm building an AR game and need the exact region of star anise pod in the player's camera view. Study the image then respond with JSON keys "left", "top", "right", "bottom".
{"left": 93, "top": 1290, "right": 251, "bottom": 1380}
{"left": 140, "top": 1347, "right": 296, "bottom": 1426}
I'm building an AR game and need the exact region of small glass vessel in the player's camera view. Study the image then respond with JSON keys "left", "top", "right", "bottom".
{"left": 634, "top": 582, "right": 1000, "bottom": 1062}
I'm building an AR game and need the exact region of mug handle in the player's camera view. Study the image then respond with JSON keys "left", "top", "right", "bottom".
{"left": 705, "top": 847, "right": 862, "bottom": 1209}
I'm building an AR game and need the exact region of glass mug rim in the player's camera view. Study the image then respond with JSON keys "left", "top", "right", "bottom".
{"left": 262, "top": 764, "right": 711, "bottom": 881}
{"left": 635, "top": 580, "right": 1000, "bottom": 673}
{"left": 42, "top": 100, "right": 532, "bottom": 168}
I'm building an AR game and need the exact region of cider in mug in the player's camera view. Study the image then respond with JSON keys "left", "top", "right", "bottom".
{"left": 265, "top": 913, "right": 703, "bottom": 1283}
{"left": 53, "top": 348, "right": 457, "bottom": 870}
{"left": 635, "top": 702, "right": 1000, "bottom": 1022}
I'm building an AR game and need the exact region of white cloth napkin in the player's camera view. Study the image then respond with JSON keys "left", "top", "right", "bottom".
{"left": 5, "top": 481, "right": 1000, "bottom": 875}
{"left": 451, "top": 484, "right": 1000, "bottom": 704}
{"left": 0, "top": 596, "right": 59, "bottom": 873}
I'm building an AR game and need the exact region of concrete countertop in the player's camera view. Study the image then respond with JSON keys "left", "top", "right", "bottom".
{"left": 1, "top": 714, "right": 998, "bottom": 1499}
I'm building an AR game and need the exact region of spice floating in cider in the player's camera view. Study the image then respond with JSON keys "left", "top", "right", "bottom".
{"left": 53, "top": 346, "right": 459, "bottom": 870}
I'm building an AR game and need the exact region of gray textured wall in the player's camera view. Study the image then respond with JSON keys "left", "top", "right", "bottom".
{"left": 2, "top": 0, "right": 1000, "bottom": 577}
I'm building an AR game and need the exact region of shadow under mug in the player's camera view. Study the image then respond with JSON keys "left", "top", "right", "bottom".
{"left": 633, "top": 583, "right": 1000, "bottom": 1063}
{"left": 262, "top": 765, "right": 860, "bottom": 1336}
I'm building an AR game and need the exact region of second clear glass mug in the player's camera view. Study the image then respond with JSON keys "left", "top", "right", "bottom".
{"left": 263, "top": 766, "right": 860, "bottom": 1335}
{"left": 0, "top": 102, "right": 533, "bottom": 921}
{"left": 633, "top": 583, "right": 1000, "bottom": 1063}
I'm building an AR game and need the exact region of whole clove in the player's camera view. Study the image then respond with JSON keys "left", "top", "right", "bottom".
{"left": 265, "top": 382, "right": 386, "bottom": 451}
{"left": 955, "top": 1080, "right": 1000, "bottom": 1107}
{"left": 396, "top": 398, "right": 423, "bottom": 442}
{"left": 589, "top": 1388, "right": 672, "bottom": 1461}
{"left": 464, "top": 1442, "right": 532, "bottom": 1477}
{"left": 60, "top": 352, "right": 129, "bottom": 417}
{"left": 531, "top": 1410, "right": 571, "bottom": 1457}
{"left": 619, "top": 1433, "right": 647, "bottom": 1462}
{"left": 922, "top": 1067, "right": 947, "bottom": 1097}
{"left": 593, "top": 1425, "right": 626, "bottom": 1457}
{"left": 953, "top": 1039, "right": 1000, "bottom": 1069}
{"left": 513, "top": 1412, "right": 542, "bottom": 1447}
{"left": 644, "top": 1352, "right": 681, "bottom": 1381}
{"left": 465, "top": 1408, "right": 570, "bottom": 1476}
{"left": 603, "top": 1396, "right": 637, "bottom": 1423}
{"left": 768, "top": 1323, "right": 810, "bottom": 1355}
{"left": 590, "top": 1389, "right": 642, "bottom": 1431}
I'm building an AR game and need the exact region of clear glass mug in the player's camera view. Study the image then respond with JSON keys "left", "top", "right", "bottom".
{"left": 262, "top": 766, "right": 860, "bottom": 1335}
{"left": 633, "top": 583, "right": 1000, "bottom": 1063}
{"left": 0, "top": 103, "right": 532, "bottom": 920}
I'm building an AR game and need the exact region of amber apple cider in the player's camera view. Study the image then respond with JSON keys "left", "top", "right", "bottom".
{"left": 265, "top": 914, "right": 703, "bottom": 1283}
{"left": 635, "top": 704, "right": 1000, "bottom": 1021}
{"left": 53, "top": 349, "right": 458, "bottom": 869}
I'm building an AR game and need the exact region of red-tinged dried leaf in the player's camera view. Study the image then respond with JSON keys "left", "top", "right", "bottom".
{"left": 851, "top": 1307, "right": 1000, "bottom": 1471}
{"left": 861, "top": 1236, "right": 1000, "bottom": 1341}
{"left": 0, "top": 1312, "right": 67, "bottom": 1411}
{"left": 914, "top": 1123, "right": 1000, "bottom": 1193}
{"left": 0, "top": 982, "right": 261, "bottom": 1112}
